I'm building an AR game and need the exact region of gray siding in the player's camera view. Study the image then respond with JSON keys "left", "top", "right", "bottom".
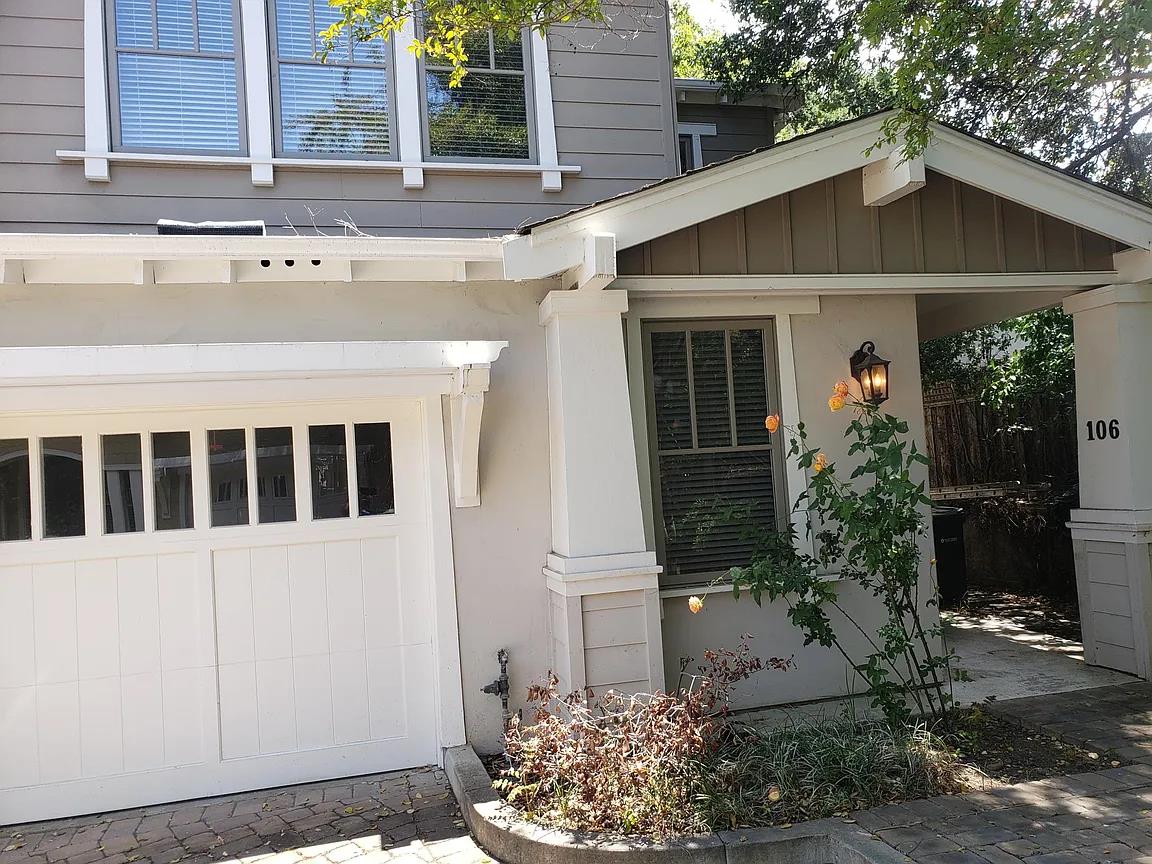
{"left": 677, "top": 102, "right": 776, "bottom": 168}
{"left": 619, "top": 168, "right": 1118, "bottom": 275}
{"left": 0, "top": 0, "right": 678, "bottom": 235}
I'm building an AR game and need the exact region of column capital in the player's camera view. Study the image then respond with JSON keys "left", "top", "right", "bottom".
{"left": 1064, "top": 281, "right": 1152, "bottom": 315}
{"left": 539, "top": 288, "right": 629, "bottom": 326}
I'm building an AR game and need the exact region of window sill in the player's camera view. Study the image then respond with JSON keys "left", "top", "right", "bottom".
{"left": 658, "top": 572, "right": 842, "bottom": 600}
{"left": 56, "top": 150, "right": 580, "bottom": 192}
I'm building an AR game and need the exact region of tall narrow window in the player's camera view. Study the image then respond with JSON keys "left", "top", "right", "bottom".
{"left": 424, "top": 31, "right": 531, "bottom": 160}
{"left": 354, "top": 423, "right": 394, "bottom": 516}
{"left": 645, "top": 323, "right": 785, "bottom": 584}
{"left": 208, "top": 429, "right": 248, "bottom": 527}
{"left": 309, "top": 424, "right": 349, "bottom": 519}
{"left": 103, "top": 434, "right": 144, "bottom": 534}
{"left": 0, "top": 438, "right": 32, "bottom": 542}
{"left": 256, "top": 427, "right": 296, "bottom": 523}
{"left": 43, "top": 436, "right": 85, "bottom": 538}
{"left": 270, "top": 0, "right": 394, "bottom": 156}
{"left": 108, "top": 0, "right": 243, "bottom": 152}
{"left": 153, "top": 431, "right": 194, "bottom": 530}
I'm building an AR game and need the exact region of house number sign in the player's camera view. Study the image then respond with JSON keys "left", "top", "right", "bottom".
{"left": 1085, "top": 419, "right": 1121, "bottom": 441}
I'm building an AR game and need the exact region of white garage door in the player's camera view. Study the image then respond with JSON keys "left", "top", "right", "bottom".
{"left": 0, "top": 399, "right": 441, "bottom": 823}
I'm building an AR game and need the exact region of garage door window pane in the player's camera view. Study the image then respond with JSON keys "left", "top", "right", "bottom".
{"left": 103, "top": 434, "right": 144, "bottom": 534}
{"left": 310, "top": 424, "right": 348, "bottom": 519}
{"left": 354, "top": 422, "right": 394, "bottom": 516}
{"left": 0, "top": 438, "right": 32, "bottom": 542}
{"left": 153, "top": 431, "right": 194, "bottom": 530}
{"left": 43, "top": 436, "right": 85, "bottom": 538}
{"left": 256, "top": 426, "right": 296, "bottom": 524}
{"left": 209, "top": 428, "right": 248, "bottom": 527}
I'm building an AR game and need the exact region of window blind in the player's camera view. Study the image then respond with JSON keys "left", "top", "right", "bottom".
{"left": 425, "top": 31, "right": 530, "bottom": 160}
{"left": 272, "top": 0, "right": 393, "bottom": 157}
{"left": 648, "top": 326, "right": 783, "bottom": 581}
{"left": 111, "top": 0, "right": 242, "bottom": 152}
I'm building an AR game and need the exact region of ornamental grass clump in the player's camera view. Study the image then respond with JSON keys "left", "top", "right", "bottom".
{"left": 694, "top": 716, "right": 967, "bottom": 829}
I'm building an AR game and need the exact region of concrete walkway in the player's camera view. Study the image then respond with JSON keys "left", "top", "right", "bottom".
{"left": 0, "top": 767, "right": 492, "bottom": 864}
{"left": 944, "top": 611, "right": 1138, "bottom": 704}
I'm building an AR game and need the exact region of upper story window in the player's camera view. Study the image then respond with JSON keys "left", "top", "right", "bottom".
{"left": 107, "top": 0, "right": 244, "bottom": 152}
{"left": 423, "top": 31, "right": 532, "bottom": 161}
{"left": 270, "top": 0, "right": 395, "bottom": 157}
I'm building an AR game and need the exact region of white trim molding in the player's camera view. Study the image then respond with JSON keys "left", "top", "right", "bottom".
{"left": 676, "top": 121, "right": 716, "bottom": 171}
{"left": 862, "top": 153, "right": 925, "bottom": 206}
{"left": 530, "top": 30, "right": 563, "bottom": 192}
{"left": 450, "top": 363, "right": 493, "bottom": 507}
{"left": 0, "top": 233, "right": 507, "bottom": 285}
{"left": 82, "top": 0, "right": 110, "bottom": 182}
{"left": 239, "top": 0, "right": 274, "bottom": 187}
{"left": 393, "top": 19, "right": 426, "bottom": 190}
{"left": 614, "top": 272, "right": 1119, "bottom": 296}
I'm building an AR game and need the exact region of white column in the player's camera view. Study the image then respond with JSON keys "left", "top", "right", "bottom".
{"left": 539, "top": 289, "right": 664, "bottom": 693}
{"left": 83, "top": 0, "right": 111, "bottom": 181}
{"left": 393, "top": 19, "right": 425, "bottom": 190}
{"left": 1066, "top": 282, "right": 1152, "bottom": 679}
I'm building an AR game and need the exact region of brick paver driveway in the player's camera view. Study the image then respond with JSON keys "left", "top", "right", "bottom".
{"left": 0, "top": 767, "right": 491, "bottom": 864}
{"left": 857, "top": 683, "right": 1152, "bottom": 864}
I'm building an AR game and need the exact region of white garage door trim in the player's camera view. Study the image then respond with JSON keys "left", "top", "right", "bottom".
{"left": 0, "top": 341, "right": 505, "bottom": 824}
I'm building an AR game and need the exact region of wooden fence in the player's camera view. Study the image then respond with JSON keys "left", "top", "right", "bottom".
{"left": 922, "top": 382, "right": 1078, "bottom": 493}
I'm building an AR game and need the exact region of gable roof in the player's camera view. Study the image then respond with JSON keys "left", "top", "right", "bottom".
{"left": 511, "top": 112, "right": 1152, "bottom": 260}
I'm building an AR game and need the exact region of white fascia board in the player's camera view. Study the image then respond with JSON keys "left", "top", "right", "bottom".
{"left": 0, "top": 341, "right": 509, "bottom": 387}
{"left": 614, "top": 272, "right": 1118, "bottom": 295}
{"left": 0, "top": 234, "right": 503, "bottom": 261}
{"left": 925, "top": 127, "right": 1152, "bottom": 251}
{"left": 524, "top": 114, "right": 894, "bottom": 251}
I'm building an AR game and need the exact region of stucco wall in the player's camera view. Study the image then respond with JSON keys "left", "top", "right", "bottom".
{"left": 648, "top": 294, "right": 938, "bottom": 710}
{"left": 0, "top": 277, "right": 554, "bottom": 753}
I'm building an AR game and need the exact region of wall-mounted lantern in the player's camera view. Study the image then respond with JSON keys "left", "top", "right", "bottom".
{"left": 850, "top": 341, "right": 890, "bottom": 406}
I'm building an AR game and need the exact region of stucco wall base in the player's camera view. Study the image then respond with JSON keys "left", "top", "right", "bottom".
{"left": 444, "top": 744, "right": 913, "bottom": 864}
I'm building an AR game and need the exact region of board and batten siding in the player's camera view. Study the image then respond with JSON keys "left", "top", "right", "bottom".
{"left": 618, "top": 168, "right": 1118, "bottom": 276}
{"left": 677, "top": 103, "right": 776, "bottom": 168}
{"left": 0, "top": 0, "right": 678, "bottom": 235}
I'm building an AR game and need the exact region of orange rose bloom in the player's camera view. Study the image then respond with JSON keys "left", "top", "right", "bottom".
{"left": 828, "top": 395, "right": 845, "bottom": 411}
{"left": 765, "top": 414, "right": 781, "bottom": 433}
{"left": 834, "top": 380, "right": 850, "bottom": 398}
{"left": 813, "top": 453, "right": 828, "bottom": 473}
{"left": 688, "top": 596, "right": 704, "bottom": 614}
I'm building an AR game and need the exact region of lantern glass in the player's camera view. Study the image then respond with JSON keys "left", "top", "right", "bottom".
{"left": 850, "top": 341, "right": 890, "bottom": 405}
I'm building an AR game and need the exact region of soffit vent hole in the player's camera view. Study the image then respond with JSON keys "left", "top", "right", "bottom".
{"left": 285, "top": 259, "right": 295, "bottom": 267}
{"left": 260, "top": 259, "right": 271, "bottom": 267}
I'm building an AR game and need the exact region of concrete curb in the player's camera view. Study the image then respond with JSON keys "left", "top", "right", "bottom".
{"left": 444, "top": 745, "right": 915, "bottom": 864}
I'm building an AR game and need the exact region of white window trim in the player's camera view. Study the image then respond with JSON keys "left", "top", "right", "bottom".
{"left": 74, "top": 0, "right": 575, "bottom": 189}
{"left": 676, "top": 121, "right": 716, "bottom": 171}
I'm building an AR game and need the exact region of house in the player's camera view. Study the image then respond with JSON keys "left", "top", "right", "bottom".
{"left": 3, "top": 0, "right": 1152, "bottom": 827}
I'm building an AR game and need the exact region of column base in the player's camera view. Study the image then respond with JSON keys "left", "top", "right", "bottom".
{"left": 543, "top": 552, "right": 665, "bottom": 696}
{"left": 1069, "top": 509, "right": 1152, "bottom": 679}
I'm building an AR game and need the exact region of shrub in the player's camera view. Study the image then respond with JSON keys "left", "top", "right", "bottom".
{"left": 497, "top": 641, "right": 778, "bottom": 835}
{"left": 496, "top": 642, "right": 966, "bottom": 836}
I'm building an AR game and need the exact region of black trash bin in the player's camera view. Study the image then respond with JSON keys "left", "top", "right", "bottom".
{"left": 931, "top": 505, "right": 967, "bottom": 604}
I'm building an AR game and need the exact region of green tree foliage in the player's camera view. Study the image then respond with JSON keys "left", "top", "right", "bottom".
{"left": 670, "top": 0, "right": 720, "bottom": 79}
{"left": 697, "top": 0, "right": 1152, "bottom": 197}
{"left": 918, "top": 307, "right": 1075, "bottom": 411}
{"left": 320, "top": 0, "right": 604, "bottom": 86}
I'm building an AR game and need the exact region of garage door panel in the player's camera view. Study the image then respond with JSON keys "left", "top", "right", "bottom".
{"left": 33, "top": 561, "right": 78, "bottom": 685}
{"left": 325, "top": 540, "right": 367, "bottom": 653}
{"left": 75, "top": 559, "right": 120, "bottom": 680}
{"left": 218, "top": 662, "right": 259, "bottom": 760}
{"left": 331, "top": 650, "right": 372, "bottom": 746}
{"left": 214, "top": 548, "right": 256, "bottom": 664}
{"left": 117, "top": 556, "right": 162, "bottom": 676}
{"left": 256, "top": 658, "right": 300, "bottom": 755}
{"left": 251, "top": 547, "right": 293, "bottom": 661}
{"left": 78, "top": 677, "right": 123, "bottom": 776}
{"left": 0, "top": 565, "right": 35, "bottom": 688}
{"left": 293, "top": 654, "right": 336, "bottom": 749}
{"left": 0, "top": 687, "right": 39, "bottom": 787}
{"left": 120, "top": 672, "right": 166, "bottom": 771}
{"left": 158, "top": 553, "right": 213, "bottom": 671}
{"left": 288, "top": 543, "right": 330, "bottom": 656}
{"left": 363, "top": 536, "right": 402, "bottom": 648}
{"left": 37, "top": 682, "right": 82, "bottom": 783}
